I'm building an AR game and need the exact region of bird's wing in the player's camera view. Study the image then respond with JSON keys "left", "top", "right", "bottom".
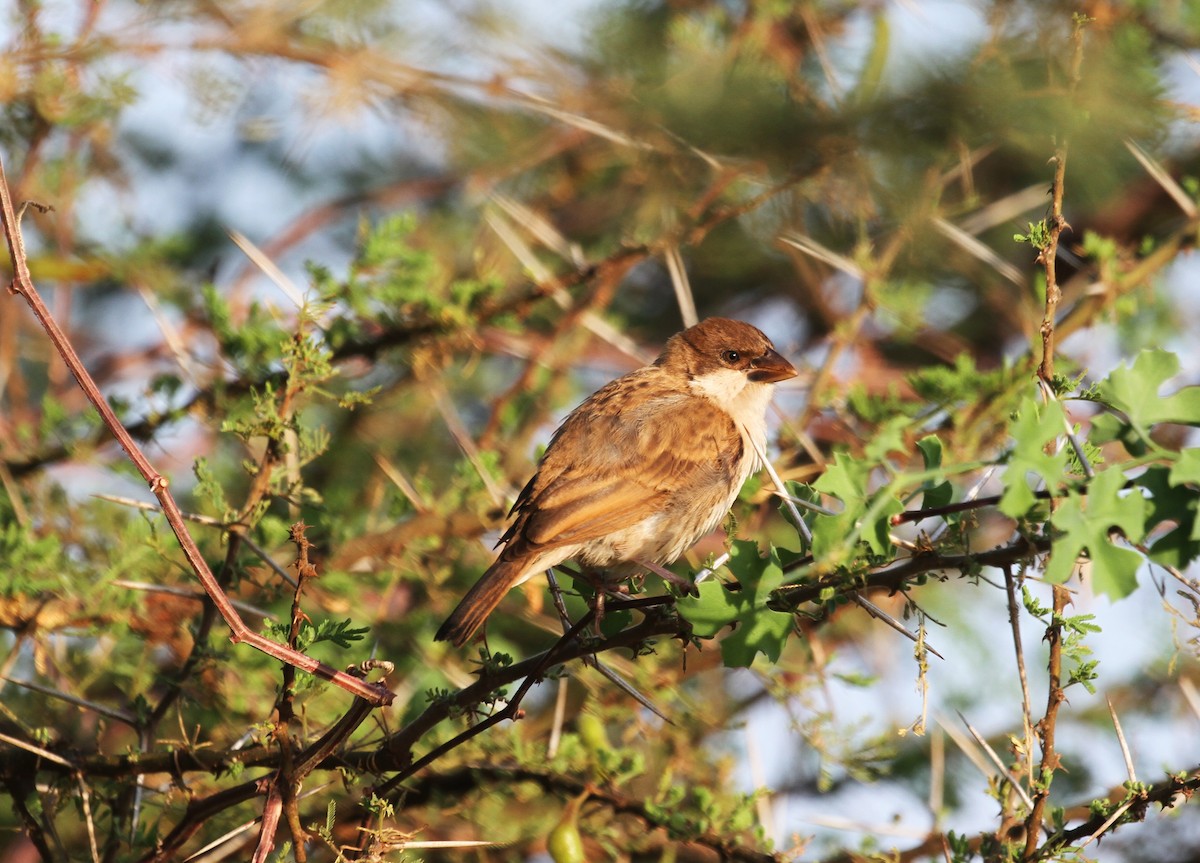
{"left": 512, "top": 387, "right": 743, "bottom": 550}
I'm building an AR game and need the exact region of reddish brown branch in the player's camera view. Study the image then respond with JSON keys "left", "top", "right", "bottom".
{"left": 0, "top": 155, "right": 392, "bottom": 707}
{"left": 0, "top": 533, "right": 1057, "bottom": 793}
{"left": 1023, "top": 583, "right": 1070, "bottom": 859}
{"left": 1036, "top": 20, "right": 1086, "bottom": 385}
{"left": 1025, "top": 20, "right": 1088, "bottom": 856}
{"left": 139, "top": 694, "right": 378, "bottom": 863}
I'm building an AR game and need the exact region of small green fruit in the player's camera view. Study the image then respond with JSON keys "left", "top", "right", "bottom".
{"left": 547, "top": 793, "right": 588, "bottom": 863}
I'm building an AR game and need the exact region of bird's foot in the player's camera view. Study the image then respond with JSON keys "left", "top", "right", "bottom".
{"left": 589, "top": 580, "right": 633, "bottom": 635}
{"left": 570, "top": 570, "right": 636, "bottom": 635}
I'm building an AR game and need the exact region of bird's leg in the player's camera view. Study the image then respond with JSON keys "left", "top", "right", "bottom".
{"left": 593, "top": 588, "right": 605, "bottom": 636}
{"left": 635, "top": 558, "right": 698, "bottom": 596}
{"left": 577, "top": 570, "right": 634, "bottom": 635}
{"left": 545, "top": 572, "right": 673, "bottom": 723}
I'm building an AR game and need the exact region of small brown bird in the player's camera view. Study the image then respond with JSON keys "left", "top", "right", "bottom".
{"left": 435, "top": 318, "right": 797, "bottom": 646}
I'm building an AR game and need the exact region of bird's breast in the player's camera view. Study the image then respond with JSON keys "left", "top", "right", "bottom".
{"left": 573, "top": 447, "right": 752, "bottom": 569}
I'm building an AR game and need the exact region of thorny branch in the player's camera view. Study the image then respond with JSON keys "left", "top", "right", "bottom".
{"left": 1004, "top": 566, "right": 1036, "bottom": 801}
{"left": 1023, "top": 584, "right": 1070, "bottom": 859}
{"left": 814, "top": 767, "right": 1200, "bottom": 863}
{"left": 1024, "top": 17, "right": 1088, "bottom": 860}
{"left": 142, "top": 693, "right": 379, "bottom": 863}
{"left": 255, "top": 522, "right": 320, "bottom": 863}
{"left": 1036, "top": 19, "right": 1086, "bottom": 387}
{"left": 0, "top": 533, "right": 1057, "bottom": 787}
{"left": 0, "top": 156, "right": 393, "bottom": 707}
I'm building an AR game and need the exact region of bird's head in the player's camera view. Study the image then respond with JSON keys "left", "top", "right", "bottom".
{"left": 659, "top": 317, "right": 797, "bottom": 410}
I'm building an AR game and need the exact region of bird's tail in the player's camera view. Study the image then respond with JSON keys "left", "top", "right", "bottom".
{"left": 434, "top": 556, "right": 530, "bottom": 647}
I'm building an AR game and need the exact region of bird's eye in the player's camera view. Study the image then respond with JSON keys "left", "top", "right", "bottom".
{"left": 721, "top": 350, "right": 740, "bottom": 364}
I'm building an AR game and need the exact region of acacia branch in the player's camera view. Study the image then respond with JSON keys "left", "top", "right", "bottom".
{"left": 1036, "top": 19, "right": 1085, "bottom": 385}
{"left": 138, "top": 693, "right": 379, "bottom": 863}
{"left": 363, "top": 539, "right": 1055, "bottom": 782}
{"left": 1024, "top": 18, "right": 1087, "bottom": 857}
{"left": 1023, "top": 584, "right": 1070, "bottom": 858}
{"left": 0, "top": 155, "right": 392, "bottom": 707}
{"left": 815, "top": 766, "right": 1200, "bottom": 863}
{"left": 1, "top": 535, "right": 1057, "bottom": 786}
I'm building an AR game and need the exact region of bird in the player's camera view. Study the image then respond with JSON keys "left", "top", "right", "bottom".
{"left": 434, "top": 317, "right": 797, "bottom": 647}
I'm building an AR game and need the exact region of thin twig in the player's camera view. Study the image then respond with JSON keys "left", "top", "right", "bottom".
{"left": 252, "top": 784, "right": 284, "bottom": 863}
{"left": 1124, "top": 139, "right": 1198, "bottom": 219}
{"left": 372, "top": 453, "right": 429, "bottom": 513}
{"left": 228, "top": 228, "right": 305, "bottom": 309}
{"left": 777, "top": 232, "right": 864, "bottom": 281}
{"left": 892, "top": 485, "right": 1070, "bottom": 526}
{"left": 956, "top": 711, "right": 1035, "bottom": 810}
{"left": 0, "top": 731, "right": 76, "bottom": 768}
{"left": 747, "top": 432, "right": 813, "bottom": 545}
{"left": 110, "top": 580, "right": 276, "bottom": 619}
{"left": 814, "top": 767, "right": 1200, "bottom": 863}
{"left": 95, "top": 494, "right": 300, "bottom": 589}
{"left": 547, "top": 677, "right": 568, "bottom": 759}
{"left": 1, "top": 677, "right": 140, "bottom": 726}
{"left": 929, "top": 727, "right": 945, "bottom": 826}
{"left": 76, "top": 772, "right": 102, "bottom": 863}
{"left": 852, "top": 595, "right": 945, "bottom": 660}
{"left": 932, "top": 217, "right": 1024, "bottom": 285}
{"left": 429, "top": 378, "right": 509, "bottom": 508}
{"left": 1024, "top": 19, "right": 1087, "bottom": 858}
{"left": 545, "top": 569, "right": 671, "bottom": 721}
{"left": 664, "top": 244, "right": 699, "bottom": 328}
{"left": 146, "top": 695, "right": 379, "bottom": 863}
{"left": 1004, "top": 566, "right": 1035, "bottom": 792}
{"left": 1077, "top": 799, "right": 1135, "bottom": 849}
{"left": 1038, "top": 377, "right": 1093, "bottom": 478}
{"left": 377, "top": 609, "right": 602, "bottom": 798}
{"left": 1181, "top": 677, "right": 1200, "bottom": 723}
{"left": 1035, "top": 21, "right": 1085, "bottom": 386}
{"left": 1107, "top": 697, "right": 1137, "bottom": 785}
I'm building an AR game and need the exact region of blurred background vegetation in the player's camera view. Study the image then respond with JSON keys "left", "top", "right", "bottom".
{"left": 2, "top": 0, "right": 1200, "bottom": 860}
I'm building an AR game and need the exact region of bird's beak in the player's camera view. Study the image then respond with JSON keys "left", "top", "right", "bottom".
{"left": 748, "top": 348, "right": 798, "bottom": 383}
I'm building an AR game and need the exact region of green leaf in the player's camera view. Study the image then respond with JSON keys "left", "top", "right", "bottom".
{"left": 916, "top": 434, "right": 953, "bottom": 510}
{"left": 1168, "top": 449, "right": 1200, "bottom": 486}
{"left": 863, "top": 416, "right": 907, "bottom": 463}
{"left": 1095, "top": 350, "right": 1200, "bottom": 428}
{"left": 1140, "top": 466, "right": 1200, "bottom": 568}
{"left": 1045, "top": 468, "right": 1147, "bottom": 597}
{"left": 916, "top": 435, "right": 942, "bottom": 468}
{"left": 812, "top": 453, "right": 903, "bottom": 560}
{"left": 1000, "top": 398, "right": 1070, "bottom": 518}
{"left": 677, "top": 583, "right": 739, "bottom": 639}
{"left": 676, "top": 540, "right": 791, "bottom": 667}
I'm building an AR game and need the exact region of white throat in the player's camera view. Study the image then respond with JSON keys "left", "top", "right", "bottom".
{"left": 688, "top": 369, "right": 773, "bottom": 469}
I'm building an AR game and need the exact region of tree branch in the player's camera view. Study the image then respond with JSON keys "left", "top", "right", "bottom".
{"left": 0, "top": 156, "right": 393, "bottom": 708}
